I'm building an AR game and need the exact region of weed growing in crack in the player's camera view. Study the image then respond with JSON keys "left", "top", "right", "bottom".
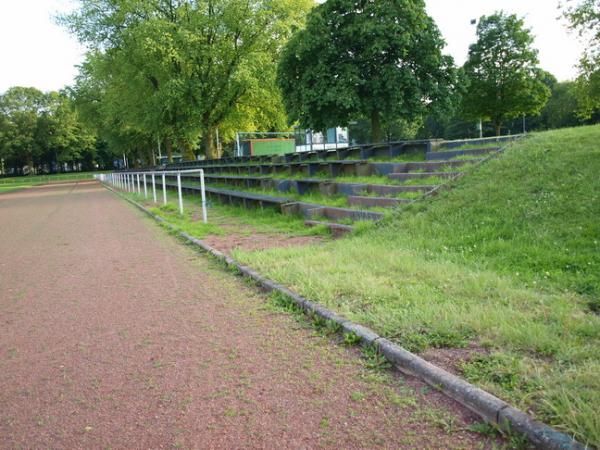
{"left": 361, "top": 345, "right": 391, "bottom": 371}
{"left": 343, "top": 331, "right": 362, "bottom": 346}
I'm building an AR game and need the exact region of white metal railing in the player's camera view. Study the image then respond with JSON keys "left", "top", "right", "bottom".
{"left": 95, "top": 169, "right": 207, "bottom": 223}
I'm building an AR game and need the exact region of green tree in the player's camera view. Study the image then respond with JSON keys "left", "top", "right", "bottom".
{"left": 0, "top": 87, "right": 100, "bottom": 173}
{"left": 70, "top": 51, "right": 160, "bottom": 166}
{"left": 0, "top": 87, "right": 47, "bottom": 172}
{"left": 277, "top": 0, "right": 456, "bottom": 143}
{"left": 536, "top": 81, "right": 581, "bottom": 130}
{"left": 563, "top": 0, "right": 600, "bottom": 118}
{"left": 62, "top": 0, "right": 311, "bottom": 160}
{"left": 462, "top": 11, "right": 550, "bottom": 136}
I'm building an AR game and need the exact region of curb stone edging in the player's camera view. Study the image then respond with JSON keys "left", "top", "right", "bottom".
{"left": 103, "top": 184, "right": 586, "bottom": 450}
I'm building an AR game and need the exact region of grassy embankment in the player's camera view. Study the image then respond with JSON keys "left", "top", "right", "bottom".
{"left": 233, "top": 126, "right": 600, "bottom": 446}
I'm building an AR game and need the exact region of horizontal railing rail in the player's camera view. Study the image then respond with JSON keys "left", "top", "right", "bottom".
{"left": 95, "top": 169, "right": 207, "bottom": 222}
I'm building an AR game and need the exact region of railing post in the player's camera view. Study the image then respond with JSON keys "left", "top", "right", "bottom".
{"left": 143, "top": 173, "right": 147, "bottom": 198}
{"left": 162, "top": 173, "right": 167, "bottom": 205}
{"left": 177, "top": 172, "right": 184, "bottom": 215}
{"left": 152, "top": 173, "right": 157, "bottom": 203}
{"left": 136, "top": 173, "right": 141, "bottom": 194}
{"left": 200, "top": 169, "right": 207, "bottom": 223}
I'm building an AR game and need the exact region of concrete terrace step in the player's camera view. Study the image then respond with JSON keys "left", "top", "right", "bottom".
{"left": 304, "top": 220, "right": 354, "bottom": 237}
{"left": 168, "top": 182, "right": 289, "bottom": 208}
{"left": 166, "top": 140, "right": 433, "bottom": 169}
{"left": 186, "top": 174, "right": 272, "bottom": 190}
{"left": 305, "top": 205, "right": 384, "bottom": 222}
{"left": 171, "top": 158, "right": 476, "bottom": 179}
{"left": 204, "top": 186, "right": 289, "bottom": 205}
{"left": 163, "top": 181, "right": 384, "bottom": 223}
{"left": 189, "top": 159, "right": 372, "bottom": 178}
{"left": 203, "top": 174, "right": 270, "bottom": 181}
{"left": 347, "top": 196, "right": 412, "bottom": 208}
{"left": 388, "top": 172, "right": 461, "bottom": 181}
{"left": 295, "top": 179, "right": 436, "bottom": 197}
{"left": 282, "top": 202, "right": 384, "bottom": 222}
{"left": 370, "top": 160, "right": 476, "bottom": 176}
{"left": 174, "top": 173, "right": 438, "bottom": 198}
{"left": 365, "top": 183, "right": 436, "bottom": 195}
{"left": 426, "top": 147, "right": 499, "bottom": 160}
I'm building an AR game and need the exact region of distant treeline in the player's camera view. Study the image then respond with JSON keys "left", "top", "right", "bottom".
{"left": 0, "top": 87, "right": 112, "bottom": 175}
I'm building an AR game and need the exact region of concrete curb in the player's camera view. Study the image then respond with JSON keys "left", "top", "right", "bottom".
{"left": 104, "top": 184, "right": 585, "bottom": 450}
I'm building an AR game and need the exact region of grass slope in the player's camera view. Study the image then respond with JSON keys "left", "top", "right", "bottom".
{"left": 235, "top": 126, "right": 600, "bottom": 446}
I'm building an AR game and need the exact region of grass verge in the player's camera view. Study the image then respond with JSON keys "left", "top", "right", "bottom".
{"left": 0, "top": 172, "right": 96, "bottom": 185}
{"left": 0, "top": 184, "right": 34, "bottom": 192}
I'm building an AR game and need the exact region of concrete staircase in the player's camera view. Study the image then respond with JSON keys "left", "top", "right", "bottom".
{"left": 128, "top": 137, "right": 517, "bottom": 236}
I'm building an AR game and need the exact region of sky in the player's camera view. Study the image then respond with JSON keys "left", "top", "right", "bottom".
{"left": 425, "top": 0, "right": 583, "bottom": 81}
{"left": 0, "top": 0, "right": 586, "bottom": 94}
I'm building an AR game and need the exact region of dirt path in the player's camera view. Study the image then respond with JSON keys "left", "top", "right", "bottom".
{"left": 0, "top": 182, "right": 493, "bottom": 449}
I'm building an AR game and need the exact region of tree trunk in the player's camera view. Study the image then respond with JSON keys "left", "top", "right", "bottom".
{"left": 179, "top": 139, "right": 196, "bottom": 161}
{"left": 204, "top": 128, "right": 219, "bottom": 160}
{"left": 27, "top": 152, "right": 34, "bottom": 175}
{"left": 142, "top": 150, "right": 152, "bottom": 167}
{"left": 165, "top": 137, "right": 173, "bottom": 163}
{"left": 494, "top": 121, "right": 502, "bottom": 137}
{"left": 371, "top": 109, "right": 382, "bottom": 143}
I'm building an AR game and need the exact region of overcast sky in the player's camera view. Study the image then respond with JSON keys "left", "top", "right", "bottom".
{"left": 0, "top": 0, "right": 585, "bottom": 94}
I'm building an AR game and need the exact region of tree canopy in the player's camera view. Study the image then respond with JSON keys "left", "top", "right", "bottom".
{"left": 0, "top": 87, "right": 99, "bottom": 174}
{"left": 563, "top": 0, "right": 600, "bottom": 118}
{"left": 277, "top": 0, "right": 457, "bottom": 142}
{"left": 62, "top": 0, "right": 312, "bottom": 161}
{"left": 461, "top": 11, "right": 550, "bottom": 135}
